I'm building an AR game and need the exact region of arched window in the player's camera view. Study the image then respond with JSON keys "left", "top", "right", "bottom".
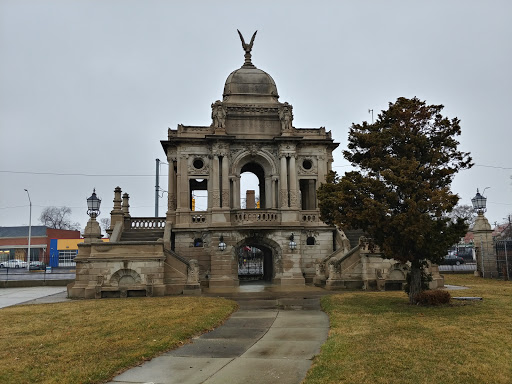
{"left": 306, "top": 236, "right": 315, "bottom": 245}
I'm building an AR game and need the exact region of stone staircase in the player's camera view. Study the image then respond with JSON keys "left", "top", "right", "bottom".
{"left": 344, "top": 229, "right": 367, "bottom": 248}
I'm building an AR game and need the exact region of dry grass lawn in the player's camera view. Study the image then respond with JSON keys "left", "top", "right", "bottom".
{"left": 305, "top": 275, "right": 512, "bottom": 384}
{"left": 0, "top": 296, "right": 237, "bottom": 384}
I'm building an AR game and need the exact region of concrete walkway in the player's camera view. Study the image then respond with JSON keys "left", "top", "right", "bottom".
{"left": 0, "top": 286, "right": 67, "bottom": 308}
{"left": 108, "top": 308, "right": 329, "bottom": 384}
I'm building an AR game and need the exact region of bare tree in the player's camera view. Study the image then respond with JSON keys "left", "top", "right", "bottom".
{"left": 39, "top": 206, "right": 81, "bottom": 231}
{"left": 100, "top": 217, "right": 111, "bottom": 237}
{"left": 447, "top": 204, "right": 476, "bottom": 228}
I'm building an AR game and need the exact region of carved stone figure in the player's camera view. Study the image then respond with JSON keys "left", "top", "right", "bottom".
{"left": 211, "top": 100, "right": 226, "bottom": 128}
{"left": 237, "top": 29, "right": 257, "bottom": 66}
{"left": 279, "top": 102, "right": 293, "bottom": 131}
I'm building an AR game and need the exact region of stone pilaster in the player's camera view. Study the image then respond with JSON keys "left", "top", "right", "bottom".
{"left": 221, "top": 154, "right": 230, "bottom": 209}
{"left": 472, "top": 212, "right": 497, "bottom": 278}
{"left": 279, "top": 155, "right": 288, "bottom": 208}
{"left": 212, "top": 155, "right": 221, "bottom": 209}
{"left": 109, "top": 186, "right": 124, "bottom": 233}
{"left": 289, "top": 155, "right": 298, "bottom": 208}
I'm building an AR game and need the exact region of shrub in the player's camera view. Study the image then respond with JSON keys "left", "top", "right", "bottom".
{"left": 414, "top": 290, "right": 451, "bottom": 305}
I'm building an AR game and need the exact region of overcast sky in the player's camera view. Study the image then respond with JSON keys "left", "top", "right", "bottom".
{"left": 1, "top": 0, "right": 511, "bottom": 232}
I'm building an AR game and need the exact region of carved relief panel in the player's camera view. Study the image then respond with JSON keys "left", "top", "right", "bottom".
{"left": 188, "top": 156, "right": 210, "bottom": 176}
{"left": 297, "top": 157, "right": 318, "bottom": 175}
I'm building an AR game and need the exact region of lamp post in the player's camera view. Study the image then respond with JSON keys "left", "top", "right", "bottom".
{"left": 471, "top": 188, "right": 487, "bottom": 214}
{"left": 24, "top": 189, "right": 31, "bottom": 269}
{"left": 87, "top": 188, "right": 101, "bottom": 218}
{"left": 471, "top": 188, "right": 491, "bottom": 277}
{"left": 84, "top": 189, "right": 102, "bottom": 243}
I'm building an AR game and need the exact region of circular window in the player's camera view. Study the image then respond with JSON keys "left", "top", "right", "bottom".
{"left": 193, "top": 158, "right": 204, "bottom": 169}
{"left": 302, "top": 159, "right": 312, "bottom": 170}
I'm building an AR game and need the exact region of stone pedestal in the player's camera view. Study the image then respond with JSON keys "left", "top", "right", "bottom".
{"left": 471, "top": 212, "right": 497, "bottom": 278}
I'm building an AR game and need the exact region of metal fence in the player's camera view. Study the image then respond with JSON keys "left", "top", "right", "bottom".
{"left": 438, "top": 263, "right": 477, "bottom": 273}
{"left": 496, "top": 240, "right": 511, "bottom": 280}
{"left": 0, "top": 267, "right": 76, "bottom": 282}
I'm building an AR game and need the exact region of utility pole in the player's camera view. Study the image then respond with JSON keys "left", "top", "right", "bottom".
{"left": 155, "top": 158, "right": 160, "bottom": 217}
{"left": 24, "top": 189, "right": 31, "bottom": 269}
{"left": 368, "top": 109, "right": 374, "bottom": 124}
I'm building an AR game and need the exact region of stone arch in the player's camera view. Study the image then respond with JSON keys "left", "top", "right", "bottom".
{"left": 231, "top": 149, "right": 278, "bottom": 176}
{"left": 232, "top": 235, "right": 282, "bottom": 282}
{"left": 231, "top": 150, "right": 278, "bottom": 209}
{"left": 388, "top": 263, "right": 409, "bottom": 280}
{"left": 110, "top": 269, "right": 142, "bottom": 287}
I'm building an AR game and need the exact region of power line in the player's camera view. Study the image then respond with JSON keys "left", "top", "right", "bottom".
{"left": 2, "top": 162, "right": 511, "bottom": 177}
{"left": 474, "top": 164, "right": 512, "bottom": 170}
{"left": 0, "top": 170, "right": 160, "bottom": 177}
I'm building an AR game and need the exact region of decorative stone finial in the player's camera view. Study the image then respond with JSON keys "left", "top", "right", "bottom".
{"left": 237, "top": 29, "right": 257, "bottom": 67}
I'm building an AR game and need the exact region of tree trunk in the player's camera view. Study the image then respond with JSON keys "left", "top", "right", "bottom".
{"left": 408, "top": 263, "right": 422, "bottom": 304}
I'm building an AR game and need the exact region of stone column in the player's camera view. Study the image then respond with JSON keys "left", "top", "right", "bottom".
{"left": 289, "top": 155, "right": 298, "bottom": 208}
{"left": 109, "top": 186, "right": 123, "bottom": 229}
{"left": 265, "top": 176, "right": 272, "bottom": 209}
{"left": 221, "top": 155, "right": 230, "bottom": 209}
{"left": 233, "top": 175, "right": 241, "bottom": 209}
{"left": 472, "top": 212, "right": 497, "bottom": 278}
{"left": 212, "top": 155, "right": 221, "bottom": 209}
{"left": 166, "top": 156, "right": 177, "bottom": 213}
{"left": 317, "top": 153, "right": 327, "bottom": 184}
{"left": 279, "top": 155, "right": 288, "bottom": 208}
{"left": 178, "top": 155, "right": 189, "bottom": 211}
{"left": 122, "top": 193, "right": 130, "bottom": 218}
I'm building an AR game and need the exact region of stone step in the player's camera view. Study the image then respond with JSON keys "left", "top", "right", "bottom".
{"left": 344, "top": 229, "right": 367, "bottom": 249}
{"left": 120, "top": 230, "right": 164, "bottom": 242}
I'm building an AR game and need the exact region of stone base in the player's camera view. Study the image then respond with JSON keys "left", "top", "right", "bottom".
{"left": 312, "top": 276, "right": 326, "bottom": 287}
{"left": 208, "top": 278, "right": 240, "bottom": 288}
{"left": 429, "top": 275, "right": 444, "bottom": 289}
{"left": 183, "top": 284, "right": 202, "bottom": 295}
{"left": 275, "top": 276, "right": 305, "bottom": 286}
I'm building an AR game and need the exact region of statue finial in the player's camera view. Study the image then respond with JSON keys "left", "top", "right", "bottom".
{"left": 237, "top": 29, "right": 257, "bottom": 67}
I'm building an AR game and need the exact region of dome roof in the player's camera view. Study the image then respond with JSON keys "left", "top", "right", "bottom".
{"left": 223, "top": 64, "right": 279, "bottom": 104}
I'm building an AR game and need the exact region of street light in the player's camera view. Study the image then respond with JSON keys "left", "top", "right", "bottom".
{"left": 471, "top": 188, "right": 487, "bottom": 214}
{"left": 87, "top": 188, "right": 101, "bottom": 218}
{"left": 24, "top": 189, "right": 31, "bottom": 269}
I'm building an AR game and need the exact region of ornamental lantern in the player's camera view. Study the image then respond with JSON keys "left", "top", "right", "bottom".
{"left": 471, "top": 189, "right": 487, "bottom": 214}
{"left": 87, "top": 188, "right": 101, "bottom": 218}
{"left": 218, "top": 235, "right": 227, "bottom": 251}
{"left": 289, "top": 233, "right": 297, "bottom": 251}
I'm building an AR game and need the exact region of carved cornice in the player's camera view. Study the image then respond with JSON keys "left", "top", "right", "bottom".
{"left": 225, "top": 105, "right": 279, "bottom": 115}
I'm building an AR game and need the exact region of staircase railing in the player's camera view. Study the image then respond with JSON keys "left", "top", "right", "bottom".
{"left": 129, "top": 217, "right": 166, "bottom": 230}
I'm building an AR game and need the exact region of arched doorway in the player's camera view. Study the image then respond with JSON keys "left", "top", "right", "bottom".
{"left": 236, "top": 240, "right": 275, "bottom": 282}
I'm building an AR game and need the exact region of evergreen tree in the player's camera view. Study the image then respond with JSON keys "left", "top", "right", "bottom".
{"left": 318, "top": 97, "right": 473, "bottom": 303}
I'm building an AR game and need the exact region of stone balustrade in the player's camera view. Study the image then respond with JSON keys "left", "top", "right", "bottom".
{"left": 232, "top": 209, "right": 281, "bottom": 225}
{"left": 191, "top": 213, "right": 208, "bottom": 224}
{"left": 129, "top": 217, "right": 166, "bottom": 230}
{"left": 300, "top": 211, "right": 319, "bottom": 223}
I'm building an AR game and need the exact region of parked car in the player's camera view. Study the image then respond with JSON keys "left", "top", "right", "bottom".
{"left": 0, "top": 259, "right": 28, "bottom": 268}
{"left": 441, "top": 254, "right": 465, "bottom": 266}
{"left": 29, "top": 261, "right": 46, "bottom": 270}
